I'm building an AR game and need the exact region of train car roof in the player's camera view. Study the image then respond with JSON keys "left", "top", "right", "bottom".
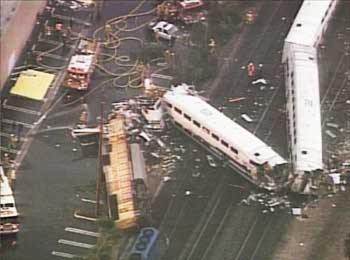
{"left": 292, "top": 52, "right": 323, "bottom": 171}
{"left": 285, "top": 0, "right": 335, "bottom": 47}
{"left": 163, "top": 85, "right": 286, "bottom": 166}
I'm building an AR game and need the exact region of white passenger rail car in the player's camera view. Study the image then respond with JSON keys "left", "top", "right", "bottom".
{"left": 162, "top": 84, "right": 288, "bottom": 191}
{"left": 285, "top": 49, "right": 323, "bottom": 175}
{"left": 283, "top": 0, "right": 338, "bottom": 192}
{"left": 282, "top": 0, "right": 338, "bottom": 62}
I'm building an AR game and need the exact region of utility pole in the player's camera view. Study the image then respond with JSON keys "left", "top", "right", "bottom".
{"left": 96, "top": 100, "right": 105, "bottom": 217}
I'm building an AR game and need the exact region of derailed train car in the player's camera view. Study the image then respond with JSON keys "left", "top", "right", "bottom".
{"left": 282, "top": 0, "right": 339, "bottom": 193}
{"left": 162, "top": 84, "right": 290, "bottom": 191}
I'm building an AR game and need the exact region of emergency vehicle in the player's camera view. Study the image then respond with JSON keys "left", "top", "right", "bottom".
{"left": 65, "top": 38, "right": 99, "bottom": 91}
{"left": 0, "top": 166, "right": 19, "bottom": 235}
{"left": 177, "top": 0, "right": 206, "bottom": 24}
{"left": 159, "top": 0, "right": 206, "bottom": 25}
{"left": 149, "top": 21, "right": 180, "bottom": 41}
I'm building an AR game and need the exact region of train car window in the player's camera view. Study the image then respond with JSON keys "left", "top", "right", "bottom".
{"left": 184, "top": 113, "right": 191, "bottom": 121}
{"left": 165, "top": 102, "right": 172, "bottom": 108}
{"left": 212, "top": 133, "right": 219, "bottom": 141}
{"left": 184, "top": 128, "right": 192, "bottom": 135}
{"left": 301, "top": 150, "right": 308, "bottom": 155}
{"left": 202, "top": 127, "right": 210, "bottom": 134}
{"left": 174, "top": 107, "right": 182, "bottom": 114}
{"left": 221, "top": 140, "right": 229, "bottom": 147}
{"left": 230, "top": 147, "right": 238, "bottom": 154}
{"left": 193, "top": 120, "right": 201, "bottom": 128}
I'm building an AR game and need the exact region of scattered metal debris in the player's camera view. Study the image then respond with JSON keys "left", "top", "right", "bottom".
{"left": 325, "top": 130, "right": 337, "bottom": 138}
{"left": 240, "top": 192, "right": 292, "bottom": 213}
{"left": 252, "top": 78, "right": 267, "bottom": 85}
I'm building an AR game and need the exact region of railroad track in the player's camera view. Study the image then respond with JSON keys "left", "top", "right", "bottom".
{"left": 173, "top": 3, "right": 303, "bottom": 260}
{"left": 157, "top": 137, "right": 228, "bottom": 259}
{"left": 218, "top": 0, "right": 302, "bottom": 156}
{"left": 178, "top": 174, "right": 250, "bottom": 260}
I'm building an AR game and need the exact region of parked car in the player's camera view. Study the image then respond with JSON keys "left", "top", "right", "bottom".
{"left": 149, "top": 21, "right": 181, "bottom": 41}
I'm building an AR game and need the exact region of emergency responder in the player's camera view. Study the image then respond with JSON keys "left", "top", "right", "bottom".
{"left": 163, "top": 4, "right": 169, "bottom": 20}
{"left": 164, "top": 50, "right": 171, "bottom": 64}
{"left": 169, "top": 35, "right": 176, "bottom": 47}
{"left": 61, "top": 30, "right": 67, "bottom": 54}
{"left": 208, "top": 38, "right": 216, "bottom": 54}
{"left": 79, "top": 110, "right": 88, "bottom": 125}
{"left": 245, "top": 10, "right": 254, "bottom": 24}
{"left": 169, "top": 51, "right": 175, "bottom": 68}
{"left": 156, "top": 3, "right": 165, "bottom": 20}
{"left": 144, "top": 63, "right": 151, "bottom": 79}
{"left": 164, "top": 50, "right": 175, "bottom": 67}
{"left": 8, "top": 134, "right": 18, "bottom": 150}
{"left": 69, "top": 16, "right": 74, "bottom": 29}
{"left": 55, "top": 20, "right": 64, "bottom": 32}
{"left": 104, "top": 24, "right": 113, "bottom": 46}
{"left": 247, "top": 62, "right": 256, "bottom": 77}
{"left": 16, "top": 123, "right": 23, "bottom": 143}
{"left": 8, "top": 164, "right": 16, "bottom": 191}
{"left": 2, "top": 153, "right": 11, "bottom": 170}
{"left": 136, "top": 61, "right": 145, "bottom": 81}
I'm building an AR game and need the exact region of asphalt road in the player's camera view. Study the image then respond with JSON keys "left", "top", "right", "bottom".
{"left": 1, "top": 1, "right": 154, "bottom": 259}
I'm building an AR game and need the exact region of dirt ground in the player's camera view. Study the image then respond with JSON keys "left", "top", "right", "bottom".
{"left": 272, "top": 189, "right": 350, "bottom": 260}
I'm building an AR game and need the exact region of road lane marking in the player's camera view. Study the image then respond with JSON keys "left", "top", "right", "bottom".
{"left": 3, "top": 99, "right": 41, "bottom": 115}
{"left": 1, "top": 119, "right": 34, "bottom": 129}
{"left": 0, "top": 132, "right": 27, "bottom": 141}
{"left": 0, "top": 146, "right": 21, "bottom": 154}
{"left": 58, "top": 239, "right": 94, "bottom": 249}
{"left": 74, "top": 210, "right": 97, "bottom": 222}
{"left": 33, "top": 51, "right": 69, "bottom": 61}
{"left": 64, "top": 227, "right": 100, "bottom": 237}
{"left": 51, "top": 251, "right": 79, "bottom": 258}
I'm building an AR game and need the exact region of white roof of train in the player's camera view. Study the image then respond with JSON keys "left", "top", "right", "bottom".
{"left": 163, "top": 85, "right": 286, "bottom": 166}
{"left": 285, "top": 0, "right": 336, "bottom": 47}
{"left": 292, "top": 52, "right": 323, "bottom": 171}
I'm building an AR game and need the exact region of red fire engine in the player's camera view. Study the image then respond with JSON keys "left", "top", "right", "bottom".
{"left": 159, "top": 0, "right": 206, "bottom": 25}
{"left": 65, "top": 38, "right": 99, "bottom": 91}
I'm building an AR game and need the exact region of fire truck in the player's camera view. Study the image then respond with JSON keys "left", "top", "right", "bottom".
{"left": 177, "top": 0, "right": 206, "bottom": 24}
{"left": 65, "top": 38, "right": 99, "bottom": 91}
{"left": 160, "top": 0, "right": 206, "bottom": 25}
